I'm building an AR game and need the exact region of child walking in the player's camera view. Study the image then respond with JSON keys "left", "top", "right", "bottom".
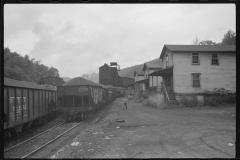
{"left": 123, "top": 97, "right": 128, "bottom": 109}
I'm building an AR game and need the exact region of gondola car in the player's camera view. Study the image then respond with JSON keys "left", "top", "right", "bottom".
{"left": 105, "top": 85, "right": 116, "bottom": 101}
{"left": 4, "top": 78, "right": 57, "bottom": 137}
{"left": 57, "top": 77, "right": 103, "bottom": 122}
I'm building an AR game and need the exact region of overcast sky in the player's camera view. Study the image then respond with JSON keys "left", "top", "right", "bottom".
{"left": 4, "top": 4, "right": 235, "bottom": 78}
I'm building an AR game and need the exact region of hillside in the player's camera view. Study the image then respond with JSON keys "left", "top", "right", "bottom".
{"left": 79, "top": 58, "right": 159, "bottom": 82}
{"left": 118, "top": 64, "right": 143, "bottom": 79}
{"left": 118, "top": 58, "right": 159, "bottom": 79}
{"left": 81, "top": 72, "right": 99, "bottom": 83}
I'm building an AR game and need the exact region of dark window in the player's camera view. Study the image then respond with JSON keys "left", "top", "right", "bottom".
{"left": 212, "top": 53, "right": 219, "bottom": 65}
{"left": 192, "top": 53, "right": 200, "bottom": 65}
{"left": 192, "top": 73, "right": 201, "bottom": 87}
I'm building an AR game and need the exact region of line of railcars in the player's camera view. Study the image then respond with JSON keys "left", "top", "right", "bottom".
{"left": 3, "top": 77, "right": 126, "bottom": 136}
{"left": 57, "top": 77, "right": 125, "bottom": 122}
{"left": 4, "top": 78, "right": 57, "bottom": 137}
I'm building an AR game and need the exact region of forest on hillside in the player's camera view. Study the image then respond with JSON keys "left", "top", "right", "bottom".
{"left": 4, "top": 48, "right": 60, "bottom": 83}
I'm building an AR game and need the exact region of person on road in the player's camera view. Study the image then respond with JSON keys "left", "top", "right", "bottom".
{"left": 123, "top": 97, "right": 128, "bottom": 109}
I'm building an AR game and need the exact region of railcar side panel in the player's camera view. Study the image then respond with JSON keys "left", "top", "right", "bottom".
{"left": 34, "top": 90, "right": 39, "bottom": 118}
{"left": 42, "top": 91, "right": 46, "bottom": 115}
{"left": 8, "top": 87, "right": 16, "bottom": 127}
{"left": 53, "top": 92, "right": 56, "bottom": 110}
{"left": 16, "top": 88, "right": 23, "bottom": 125}
{"left": 22, "top": 89, "right": 28, "bottom": 122}
{"left": 39, "top": 90, "right": 43, "bottom": 117}
{"left": 46, "top": 91, "right": 49, "bottom": 114}
{"left": 29, "top": 89, "right": 34, "bottom": 120}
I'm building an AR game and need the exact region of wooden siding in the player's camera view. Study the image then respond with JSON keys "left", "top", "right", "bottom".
{"left": 134, "top": 75, "right": 144, "bottom": 82}
{"left": 162, "top": 49, "right": 173, "bottom": 69}
{"left": 173, "top": 52, "right": 236, "bottom": 93}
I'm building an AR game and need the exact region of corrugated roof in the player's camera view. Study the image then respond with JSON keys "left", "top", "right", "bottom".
{"left": 4, "top": 77, "right": 55, "bottom": 90}
{"left": 134, "top": 70, "right": 144, "bottom": 76}
{"left": 143, "top": 59, "right": 162, "bottom": 71}
{"left": 63, "top": 77, "right": 102, "bottom": 87}
{"left": 160, "top": 45, "right": 236, "bottom": 58}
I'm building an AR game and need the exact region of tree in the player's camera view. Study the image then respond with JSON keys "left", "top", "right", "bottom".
{"left": 192, "top": 36, "right": 200, "bottom": 45}
{"left": 199, "top": 40, "right": 217, "bottom": 45}
{"left": 47, "top": 67, "right": 60, "bottom": 77}
{"left": 221, "top": 29, "right": 236, "bottom": 45}
{"left": 4, "top": 47, "right": 61, "bottom": 82}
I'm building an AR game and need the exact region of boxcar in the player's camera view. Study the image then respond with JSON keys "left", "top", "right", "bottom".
{"left": 4, "top": 78, "right": 57, "bottom": 136}
{"left": 57, "top": 77, "right": 103, "bottom": 122}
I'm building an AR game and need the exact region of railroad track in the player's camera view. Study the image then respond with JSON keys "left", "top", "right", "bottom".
{"left": 4, "top": 122, "right": 83, "bottom": 158}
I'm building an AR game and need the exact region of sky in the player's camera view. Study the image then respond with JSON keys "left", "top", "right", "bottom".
{"left": 4, "top": 4, "right": 235, "bottom": 78}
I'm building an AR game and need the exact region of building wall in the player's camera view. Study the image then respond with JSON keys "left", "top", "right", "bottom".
{"left": 123, "top": 77, "right": 134, "bottom": 87}
{"left": 135, "top": 75, "right": 144, "bottom": 82}
{"left": 173, "top": 52, "right": 236, "bottom": 94}
{"left": 162, "top": 49, "right": 173, "bottom": 69}
{"left": 99, "top": 64, "right": 112, "bottom": 85}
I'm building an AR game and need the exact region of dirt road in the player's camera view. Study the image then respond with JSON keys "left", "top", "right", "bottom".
{"left": 50, "top": 98, "right": 236, "bottom": 158}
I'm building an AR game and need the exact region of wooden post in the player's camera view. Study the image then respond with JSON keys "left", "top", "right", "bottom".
{"left": 156, "top": 73, "right": 158, "bottom": 86}
{"left": 68, "top": 96, "right": 69, "bottom": 108}
{"left": 62, "top": 96, "right": 63, "bottom": 108}
{"left": 81, "top": 96, "right": 83, "bottom": 107}
{"left": 88, "top": 95, "right": 90, "bottom": 107}
{"left": 73, "top": 96, "right": 74, "bottom": 107}
{"left": 152, "top": 76, "right": 153, "bottom": 87}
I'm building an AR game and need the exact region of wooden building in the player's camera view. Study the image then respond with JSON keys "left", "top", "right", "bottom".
{"left": 38, "top": 76, "right": 65, "bottom": 86}
{"left": 134, "top": 70, "right": 145, "bottom": 91}
{"left": 150, "top": 45, "right": 236, "bottom": 105}
{"left": 99, "top": 63, "right": 123, "bottom": 87}
{"left": 122, "top": 76, "right": 134, "bottom": 87}
{"left": 142, "top": 59, "right": 162, "bottom": 91}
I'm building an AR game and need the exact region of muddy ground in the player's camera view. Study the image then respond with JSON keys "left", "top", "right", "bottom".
{"left": 49, "top": 98, "right": 236, "bottom": 158}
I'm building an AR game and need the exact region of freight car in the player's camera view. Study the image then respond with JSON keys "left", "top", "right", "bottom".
{"left": 57, "top": 77, "right": 122, "bottom": 122}
{"left": 4, "top": 78, "right": 57, "bottom": 137}
{"left": 57, "top": 77, "right": 103, "bottom": 122}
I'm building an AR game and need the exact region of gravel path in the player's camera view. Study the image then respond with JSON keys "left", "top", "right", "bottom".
{"left": 49, "top": 99, "right": 236, "bottom": 158}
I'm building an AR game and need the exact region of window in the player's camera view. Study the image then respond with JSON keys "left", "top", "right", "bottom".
{"left": 192, "top": 53, "right": 200, "bottom": 64}
{"left": 166, "top": 55, "right": 169, "bottom": 67}
{"left": 212, "top": 53, "right": 219, "bottom": 65}
{"left": 192, "top": 73, "right": 201, "bottom": 87}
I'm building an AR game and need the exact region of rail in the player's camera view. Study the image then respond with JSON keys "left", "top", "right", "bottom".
{"left": 4, "top": 122, "right": 65, "bottom": 152}
{"left": 163, "top": 83, "right": 170, "bottom": 103}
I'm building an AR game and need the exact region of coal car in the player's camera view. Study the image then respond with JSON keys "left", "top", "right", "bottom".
{"left": 4, "top": 78, "right": 57, "bottom": 137}
{"left": 57, "top": 77, "right": 103, "bottom": 122}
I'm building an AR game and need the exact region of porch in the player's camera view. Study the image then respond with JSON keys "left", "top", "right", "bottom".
{"left": 149, "top": 66, "right": 178, "bottom": 106}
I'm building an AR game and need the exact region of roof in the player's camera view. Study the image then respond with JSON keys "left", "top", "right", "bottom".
{"left": 160, "top": 45, "right": 236, "bottom": 58}
{"left": 62, "top": 77, "right": 102, "bottom": 87}
{"left": 122, "top": 76, "right": 134, "bottom": 80}
{"left": 105, "top": 85, "right": 117, "bottom": 89}
{"left": 149, "top": 66, "right": 174, "bottom": 76}
{"left": 134, "top": 70, "right": 144, "bottom": 76}
{"left": 99, "top": 63, "right": 110, "bottom": 69}
{"left": 41, "top": 76, "right": 63, "bottom": 79}
{"left": 4, "top": 77, "right": 55, "bottom": 90}
{"left": 143, "top": 59, "right": 162, "bottom": 71}
{"left": 134, "top": 78, "right": 148, "bottom": 84}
